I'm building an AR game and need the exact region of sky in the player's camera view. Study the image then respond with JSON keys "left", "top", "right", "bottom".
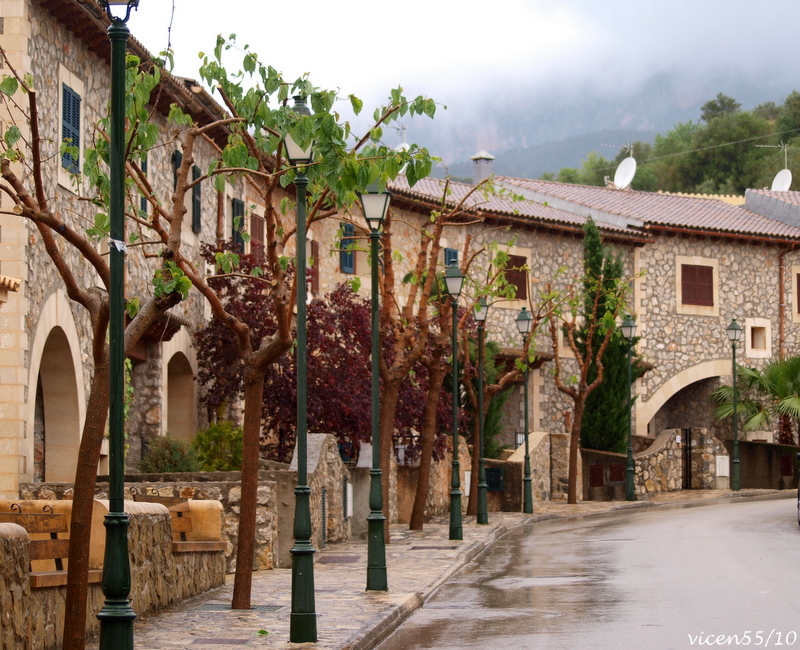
{"left": 124, "top": 1, "right": 800, "bottom": 163}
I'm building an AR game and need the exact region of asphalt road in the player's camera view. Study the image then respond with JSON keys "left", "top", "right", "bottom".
{"left": 377, "top": 498, "right": 800, "bottom": 650}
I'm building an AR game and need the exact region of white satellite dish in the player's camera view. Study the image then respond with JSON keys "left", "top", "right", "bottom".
{"left": 771, "top": 168, "right": 792, "bottom": 191}
{"left": 613, "top": 156, "right": 637, "bottom": 189}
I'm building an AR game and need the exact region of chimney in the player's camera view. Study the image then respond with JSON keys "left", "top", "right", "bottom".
{"left": 471, "top": 150, "right": 495, "bottom": 185}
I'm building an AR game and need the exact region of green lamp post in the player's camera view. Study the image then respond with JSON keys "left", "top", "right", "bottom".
{"left": 356, "top": 185, "right": 391, "bottom": 591}
{"left": 620, "top": 315, "right": 637, "bottom": 502}
{"left": 515, "top": 307, "right": 533, "bottom": 514}
{"left": 97, "top": 2, "right": 139, "bottom": 648}
{"left": 473, "top": 296, "right": 490, "bottom": 525}
{"left": 445, "top": 262, "right": 465, "bottom": 540}
{"left": 285, "top": 96, "right": 317, "bottom": 643}
{"left": 726, "top": 318, "right": 743, "bottom": 491}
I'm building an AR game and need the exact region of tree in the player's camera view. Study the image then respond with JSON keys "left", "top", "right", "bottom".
{"left": 712, "top": 356, "right": 800, "bottom": 445}
{"left": 576, "top": 219, "right": 645, "bottom": 452}
{"left": 0, "top": 48, "right": 205, "bottom": 649}
{"left": 700, "top": 93, "right": 742, "bottom": 122}
{"left": 546, "top": 217, "right": 633, "bottom": 503}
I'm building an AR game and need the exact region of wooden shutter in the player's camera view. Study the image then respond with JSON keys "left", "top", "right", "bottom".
{"left": 444, "top": 248, "right": 458, "bottom": 267}
{"left": 191, "top": 166, "right": 202, "bottom": 234}
{"left": 506, "top": 254, "right": 528, "bottom": 301}
{"left": 231, "top": 198, "right": 245, "bottom": 252}
{"left": 251, "top": 215, "right": 265, "bottom": 263}
{"left": 310, "top": 240, "right": 320, "bottom": 294}
{"left": 340, "top": 223, "right": 355, "bottom": 274}
{"left": 681, "top": 264, "right": 713, "bottom": 306}
{"left": 61, "top": 84, "right": 81, "bottom": 173}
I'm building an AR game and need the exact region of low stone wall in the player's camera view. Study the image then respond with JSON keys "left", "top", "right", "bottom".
{"left": 485, "top": 459, "right": 522, "bottom": 511}
{"left": 581, "top": 449, "right": 627, "bottom": 501}
{"left": 0, "top": 502, "right": 225, "bottom": 650}
{"left": 396, "top": 436, "right": 471, "bottom": 524}
{"left": 507, "top": 432, "right": 577, "bottom": 502}
{"left": 688, "top": 427, "right": 727, "bottom": 489}
{"left": 22, "top": 475, "right": 278, "bottom": 575}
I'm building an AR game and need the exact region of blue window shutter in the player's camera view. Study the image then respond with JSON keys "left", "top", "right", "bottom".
{"left": 444, "top": 248, "right": 458, "bottom": 267}
{"left": 231, "top": 198, "right": 245, "bottom": 252}
{"left": 61, "top": 84, "right": 81, "bottom": 173}
{"left": 172, "top": 150, "right": 183, "bottom": 189}
{"left": 340, "top": 223, "right": 355, "bottom": 274}
{"left": 192, "top": 166, "right": 202, "bottom": 234}
{"left": 140, "top": 155, "right": 148, "bottom": 214}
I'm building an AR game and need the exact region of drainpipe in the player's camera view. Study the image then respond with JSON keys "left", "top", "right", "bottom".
{"left": 779, "top": 249, "right": 786, "bottom": 359}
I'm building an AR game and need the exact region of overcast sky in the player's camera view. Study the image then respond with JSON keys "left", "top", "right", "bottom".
{"left": 125, "top": 1, "right": 800, "bottom": 161}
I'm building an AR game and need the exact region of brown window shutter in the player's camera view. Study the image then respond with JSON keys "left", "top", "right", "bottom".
{"left": 506, "top": 255, "right": 528, "bottom": 301}
{"left": 251, "top": 215, "right": 265, "bottom": 263}
{"left": 681, "top": 264, "right": 713, "bottom": 306}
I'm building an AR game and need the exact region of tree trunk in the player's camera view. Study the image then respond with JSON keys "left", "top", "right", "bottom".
{"left": 378, "top": 378, "right": 401, "bottom": 543}
{"left": 466, "top": 414, "right": 481, "bottom": 516}
{"left": 62, "top": 354, "right": 109, "bottom": 650}
{"left": 409, "top": 355, "right": 446, "bottom": 530}
{"left": 231, "top": 365, "right": 266, "bottom": 609}
{"left": 567, "top": 397, "right": 586, "bottom": 505}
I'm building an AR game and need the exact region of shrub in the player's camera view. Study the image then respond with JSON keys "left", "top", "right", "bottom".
{"left": 139, "top": 435, "right": 200, "bottom": 473}
{"left": 192, "top": 421, "right": 243, "bottom": 472}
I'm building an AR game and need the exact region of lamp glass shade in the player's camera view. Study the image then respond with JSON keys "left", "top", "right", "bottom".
{"left": 726, "top": 318, "right": 743, "bottom": 342}
{"left": 444, "top": 263, "right": 464, "bottom": 299}
{"left": 104, "top": 0, "right": 137, "bottom": 4}
{"left": 284, "top": 96, "right": 314, "bottom": 165}
{"left": 473, "top": 296, "right": 489, "bottom": 323}
{"left": 358, "top": 189, "right": 392, "bottom": 231}
{"left": 515, "top": 307, "right": 532, "bottom": 335}
{"left": 620, "top": 315, "right": 637, "bottom": 340}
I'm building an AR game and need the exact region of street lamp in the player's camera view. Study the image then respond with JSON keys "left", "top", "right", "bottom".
{"left": 726, "top": 318, "right": 743, "bottom": 491}
{"left": 620, "top": 315, "right": 637, "bottom": 502}
{"left": 97, "top": 1, "right": 139, "bottom": 648}
{"left": 356, "top": 184, "right": 391, "bottom": 591}
{"left": 285, "top": 95, "right": 317, "bottom": 643}
{"left": 473, "top": 297, "right": 490, "bottom": 525}
{"left": 515, "top": 307, "right": 533, "bottom": 514}
{"left": 445, "top": 262, "right": 464, "bottom": 540}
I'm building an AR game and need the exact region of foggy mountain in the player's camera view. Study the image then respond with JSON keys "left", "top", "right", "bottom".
{"left": 399, "top": 69, "right": 799, "bottom": 181}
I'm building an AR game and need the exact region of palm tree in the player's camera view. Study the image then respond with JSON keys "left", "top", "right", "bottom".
{"left": 712, "top": 356, "right": 800, "bottom": 444}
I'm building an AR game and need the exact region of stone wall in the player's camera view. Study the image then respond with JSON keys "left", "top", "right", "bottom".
{"left": 687, "top": 427, "right": 728, "bottom": 489}
{"left": 506, "top": 432, "right": 577, "bottom": 502}
{"left": 484, "top": 459, "right": 522, "bottom": 512}
{"left": 0, "top": 503, "right": 225, "bottom": 650}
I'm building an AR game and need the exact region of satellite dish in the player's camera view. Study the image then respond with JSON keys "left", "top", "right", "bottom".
{"left": 771, "top": 168, "right": 792, "bottom": 191}
{"left": 613, "top": 157, "right": 637, "bottom": 189}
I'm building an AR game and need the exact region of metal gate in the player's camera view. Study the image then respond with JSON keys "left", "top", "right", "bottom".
{"left": 681, "top": 428, "right": 692, "bottom": 489}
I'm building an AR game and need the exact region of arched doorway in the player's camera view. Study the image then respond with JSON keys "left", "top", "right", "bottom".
{"left": 167, "top": 352, "right": 195, "bottom": 443}
{"left": 35, "top": 326, "right": 81, "bottom": 481}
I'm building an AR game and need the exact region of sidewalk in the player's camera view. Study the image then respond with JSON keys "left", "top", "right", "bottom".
{"left": 86, "top": 489, "right": 794, "bottom": 650}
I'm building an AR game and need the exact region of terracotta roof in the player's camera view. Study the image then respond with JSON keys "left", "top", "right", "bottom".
{"left": 498, "top": 177, "right": 800, "bottom": 240}
{"left": 389, "top": 175, "right": 634, "bottom": 234}
{"left": 0, "top": 275, "right": 21, "bottom": 292}
{"left": 747, "top": 189, "right": 800, "bottom": 206}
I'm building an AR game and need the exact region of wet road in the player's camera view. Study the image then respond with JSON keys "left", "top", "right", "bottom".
{"left": 378, "top": 498, "right": 800, "bottom": 650}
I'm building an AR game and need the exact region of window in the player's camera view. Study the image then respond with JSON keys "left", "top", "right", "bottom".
{"left": 250, "top": 214, "right": 265, "bottom": 263}
{"left": 172, "top": 150, "right": 183, "bottom": 190}
{"left": 340, "top": 223, "right": 355, "bottom": 274}
{"left": 231, "top": 198, "right": 245, "bottom": 253}
{"left": 744, "top": 317, "right": 771, "bottom": 359}
{"left": 676, "top": 256, "right": 719, "bottom": 317}
{"left": 191, "top": 166, "right": 202, "bottom": 234}
{"left": 139, "top": 155, "right": 148, "bottom": 215}
{"left": 61, "top": 83, "right": 81, "bottom": 173}
{"left": 681, "top": 264, "right": 713, "bottom": 306}
{"left": 444, "top": 248, "right": 458, "bottom": 267}
{"left": 506, "top": 254, "right": 528, "bottom": 301}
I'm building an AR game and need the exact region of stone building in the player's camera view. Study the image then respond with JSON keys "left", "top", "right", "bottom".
{"left": 0, "top": 0, "right": 267, "bottom": 499}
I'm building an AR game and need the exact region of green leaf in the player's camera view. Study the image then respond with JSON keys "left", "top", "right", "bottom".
{"left": 349, "top": 94, "right": 363, "bottom": 116}
{"left": 4, "top": 126, "right": 21, "bottom": 147}
{"left": 349, "top": 276, "right": 362, "bottom": 293}
{"left": 0, "top": 76, "right": 18, "bottom": 96}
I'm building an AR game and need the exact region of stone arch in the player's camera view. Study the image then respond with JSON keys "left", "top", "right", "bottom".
{"left": 26, "top": 290, "right": 86, "bottom": 482}
{"left": 161, "top": 327, "right": 197, "bottom": 443}
{"left": 636, "top": 359, "right": 731, "bottom": 438}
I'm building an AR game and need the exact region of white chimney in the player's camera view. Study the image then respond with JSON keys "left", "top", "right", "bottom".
{"left": 471, "top": 150, "right": 495, "bottom": 185}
